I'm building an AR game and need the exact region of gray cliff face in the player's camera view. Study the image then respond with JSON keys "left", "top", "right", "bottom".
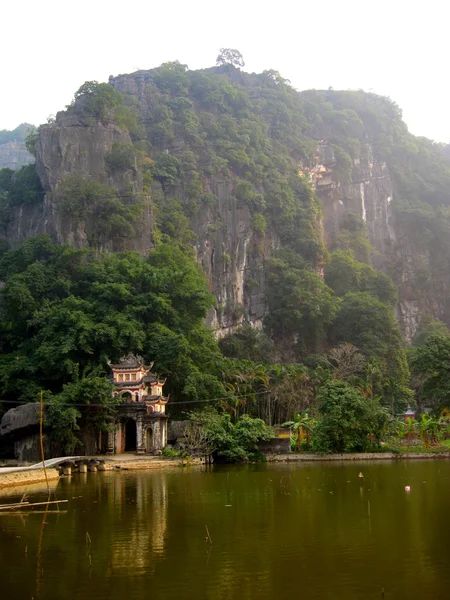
{"left": 0, "top": 141, "right": 34, "bottom": 170}
{"left": 192, "top": 180, "right": 278, "bottom": 335}
{"left": 6, "top": 111, "right": 154, "bottom": 253}
{"left": 307, "top": 144, "right": 394, "bottom": 270}
{"left": 306, "top": 143, "right": 444, "bottom": 342}
{"left": 110, "top": 72, "right": 279, "bottom": 335}
{"left": 2, "top": 76, "right": 442, "bottom": 341}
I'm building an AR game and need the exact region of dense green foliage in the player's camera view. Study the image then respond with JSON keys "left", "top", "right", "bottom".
{"left": 184, "top": 409, "right": 272, "bottom": 462}
{"left": 4, "top": 57, "right": 450, "bottom": 451}
{"left": 71, "top": 81, "right": 142, "bottom": 137}
{"left": 409, "top": 334, "right": 450, "bottom": 412}
{"left": 0, "top": 165, "right": 44, "bottom": 206}
{"left": 264, "top": 250, "right": 337, "bottom": 353}
{"left": 58, "top": 175, "right": 142, "bottom": 248}
{"left": 312, "top": 381, "right": 389, "bottom": 453}
{"left": 0, "top": 236, "right": 229, "bottom": 450}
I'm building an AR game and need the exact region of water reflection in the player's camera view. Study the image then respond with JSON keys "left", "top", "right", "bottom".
{"left": 2, "top": 462, "right": 450, "bottom": 600}
{"left": 109, "top": 472, "right": 168, "bottom": 573}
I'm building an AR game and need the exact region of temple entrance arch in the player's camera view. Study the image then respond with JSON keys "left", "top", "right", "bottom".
{"left": 146, "top": 427, "right": 154, "bottom": 453}
{"left": 125, "top": 419, "right": 137, "bottom": 451}
{"left": 122, "top": 392, "right": 132, "bottom": 403}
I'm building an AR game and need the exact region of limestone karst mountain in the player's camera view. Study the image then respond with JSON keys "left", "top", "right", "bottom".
{"left": 1, "top": 63, "right": 450, "bottom": 343}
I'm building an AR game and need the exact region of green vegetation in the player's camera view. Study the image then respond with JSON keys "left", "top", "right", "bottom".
{"left": 312, "top": 381, "right": 389, "bottom": 453}
{"left": 181, "top": 409, "right": 272, "bottom": 462}
{"left": 58, "top": 175, "right": 142, "bottom": 248}
{"left": 409, "top": 333, "right": 450, "bottom": 412}
{"left": 105, "top": 142, "right": 136, "bottom": 172}
{"left": 3, "top": 57, "right": 450, "bottom": 457}
{"left": 0, "top": 236, "right": 225, "bottom": 451}
{"left": 0, "top": 165, "right": 44, "bottom": 206}
{"left": 70, "top": 81, "right": 142, "bottom": 137}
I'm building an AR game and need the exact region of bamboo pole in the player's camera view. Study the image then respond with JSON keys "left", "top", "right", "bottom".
{"left": 205, "top": 525, "right": 213, "bottom": 544}
{"left": 0, "top": 500, "right": 68, "bottom": 511}
{"left": 0, "top": 511, "right": 68, "bottom": 516}
{"left": 0, "top": 501, "right": 30, "bottom": 509}
{"left": 39, "top": 390, "right": 50, "bottom": 495}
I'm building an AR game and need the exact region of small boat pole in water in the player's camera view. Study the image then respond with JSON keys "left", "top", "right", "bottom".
{"left": 205, "top": 525, "right": 213, "bottom": 544}
{"left": 39, "top": 390, "right": 50, "bottom": 495}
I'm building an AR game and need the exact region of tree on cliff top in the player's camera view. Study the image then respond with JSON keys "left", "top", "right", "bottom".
{"left": 216, "top": 48, "right": 245, "bottom": 68}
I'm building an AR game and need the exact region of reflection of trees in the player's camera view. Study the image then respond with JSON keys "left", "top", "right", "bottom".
{"left": 0, "top": 472, "right": 169, "bottom": 599}
{"left": 2, "top": 463, "right": 450, "bottom": 599}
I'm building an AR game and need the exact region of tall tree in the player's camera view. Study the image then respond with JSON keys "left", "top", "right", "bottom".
{"left": 216, "top": 48, "right": 245, "bottom": 68}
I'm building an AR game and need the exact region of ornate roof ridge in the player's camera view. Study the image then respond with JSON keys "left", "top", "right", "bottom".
{"left": 109, "top": 353, "right": 154, "bottom": 370}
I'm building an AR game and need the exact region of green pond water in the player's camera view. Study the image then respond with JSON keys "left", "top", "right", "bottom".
{"left": 1, "top": 460, "right": 450, "bottom": 600}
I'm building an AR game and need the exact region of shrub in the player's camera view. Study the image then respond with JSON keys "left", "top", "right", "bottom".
{"left": 105, "top": 143, "right": 136, "bottom": 172}
{"left": 312, "top": 380, "right": 389, "bottom": 453}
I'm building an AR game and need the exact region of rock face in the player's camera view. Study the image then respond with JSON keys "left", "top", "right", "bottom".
{"left": 0, "top": 141, "right": 34, "bottom": 170}
{"left": 1, "top": 74, "right": 444, "bottom": 342}
{"left": 5, "top": 110, "right": 154, "bottom": 253}
{"left": 305, "top": 143, "right": 446, "bottom": 341}
{"left": 310, "top": 144, "right": 394, "bottom": 270}
{"left": 192, "top": 180, "right": 278, "bottom": 334}
{"left": 0, "top": 403, "right": 41, "bottom": 437}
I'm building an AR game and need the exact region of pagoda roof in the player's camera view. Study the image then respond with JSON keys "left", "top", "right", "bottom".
{"left": 109, "top": 354, "right": 153, "bottom": 370}
{"left": 113, "top": 380, "right": 144, "bottom": 388}
{"left": 143, "top": 395, "right": 168, "bottom": 404}
{"left": 143, "top": 373, "right": 166, "bottom": 385}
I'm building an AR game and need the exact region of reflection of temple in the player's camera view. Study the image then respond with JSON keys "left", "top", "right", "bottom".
{"left": 109, "top": 473, "right": 168, "bottom": 575}
{"left": 107, "top": 355, "right": 168, "bottom": 454}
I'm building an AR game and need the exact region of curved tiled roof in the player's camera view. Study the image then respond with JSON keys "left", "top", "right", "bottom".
{"left": 110, "top": 353, "right": 154, "bottom": 370}
{"left": 143, "top": 395, "right": 168, "bottom": 403}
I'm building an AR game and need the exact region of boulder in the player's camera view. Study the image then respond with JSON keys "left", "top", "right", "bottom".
{"left": 0, "top": 403, "right": 41, "bottom": 436}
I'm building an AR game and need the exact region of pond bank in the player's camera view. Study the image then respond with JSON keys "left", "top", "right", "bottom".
{"left": 0, "top": 467, "right": 60, "bottom": 490}
{"left": 2, "top": 451, "right": 450, "bottom": 490}
{"left": 266, "top": 451, "right": 450, "bottom": 462}
{"left": 0, "top": 456, "right": 201, "bottom": 491}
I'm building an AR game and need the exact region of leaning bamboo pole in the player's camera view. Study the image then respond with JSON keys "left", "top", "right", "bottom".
{"left": 0, "top": 500, "right": 68, "bottom": 511}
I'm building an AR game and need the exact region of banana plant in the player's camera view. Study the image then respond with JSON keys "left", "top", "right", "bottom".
{"left": 281, "top": 411, "right": 314, "bottom": 451}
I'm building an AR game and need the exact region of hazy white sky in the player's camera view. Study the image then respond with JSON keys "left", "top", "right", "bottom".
{"left": 2, "top": 0, "right": 448, "bottom": 142}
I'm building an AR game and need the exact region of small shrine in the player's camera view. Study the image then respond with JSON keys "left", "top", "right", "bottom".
{"left": 403, "top": 405, "right": 416, "bottom": 423}
{"left": 107, "top": 354, "right": 168, "bottom": 454}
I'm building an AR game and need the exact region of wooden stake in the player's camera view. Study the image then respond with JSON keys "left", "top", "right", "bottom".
{"left": 205, "top": 525, "right": 212, "bottom": 544}
{"left": 39, "top": 390, "right": 49, "bottom": 495}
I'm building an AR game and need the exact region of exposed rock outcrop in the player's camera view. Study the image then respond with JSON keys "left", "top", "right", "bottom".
{"left": 0, "top": 141, "right": 34, "bottom": 170}
{"left": 0, "top": 403, "right": 41, "bottom": 437}
{"left": 303, "top": 142, "right": 447, "bottom": 341}
{"left": 192, "top": 180, "right": 278, "bottom": 334}
{"left": 2, "top": 71, "right": 446, "bottom": 341}
{"left": 5, "top": 110, "right": 155, "bottom": 252}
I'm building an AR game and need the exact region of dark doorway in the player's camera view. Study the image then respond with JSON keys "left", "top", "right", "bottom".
{"left": 125, "top": 419, "right": 137, "bottom": 451}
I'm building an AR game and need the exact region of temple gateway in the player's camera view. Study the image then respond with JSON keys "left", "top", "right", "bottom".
{"left": 107, "top": 355, "right": 168, "bottom": 454}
